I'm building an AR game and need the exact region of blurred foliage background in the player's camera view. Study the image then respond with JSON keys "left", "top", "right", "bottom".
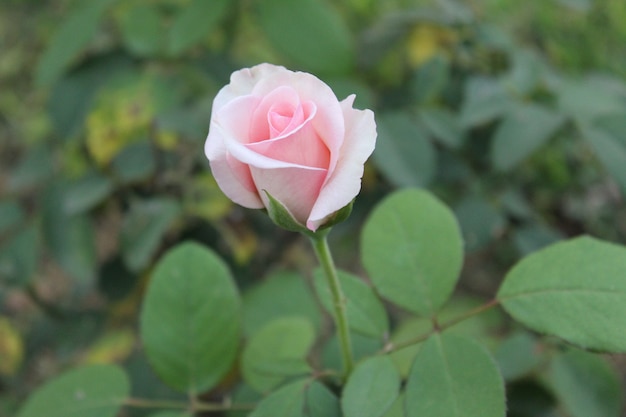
{"left": 1, "top": 0, "right": 626, "bottom": 416}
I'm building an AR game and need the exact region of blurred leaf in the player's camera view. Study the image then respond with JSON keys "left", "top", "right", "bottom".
{"left": 8, "top": 145, "right": 54, "bottom": 192}
{"left": 35, "top": 0, "right": 116, "bottom": 86}
{"left": 374, "top": 112, "right": 436, "bottom": 188}
{"left": 249, "top": 379, "right": 338, "bottom": 417}
{"left": 0, "top": 317, "right": 23, "bottom": 376}
{"left": 313, "top": 269, "right": 388, "bottom": 339}
{"left": 513, "top": 224, "right": 563, "bottom": 255}
{"left": 0, "top": 201, "right": 24, "bottom": 235}
{"left": 382, "top": 393, "right": 405, "bottom": 417}
{"left": 16, "top": 365, "right": 130, "bottom": 417}
{"left": 120, "top": 4, "right": 164, "bottom": 57}
{"left": 405, "top": 334, "right": 505, "bottom": 417}
{"left": 256, "top": 0, "right": 354, "bottom": 75}
{"left": 494, "top": 332, "right": 543, "bottom": 381}
{"left": 48, "top": 54, "right": 134, "bottom": 140}
{"left": 454, "top": 196, "right": 506, "bottom": 252}
{"left": 185, "top": 173, "right": 233, "bottom": 221}
{"left": 81, "top": 328, "right": 135, "bottom": 365}
{"left": 460, "top": 77, "right": 513, "bottom": 127}
{"left": 418, "top": 108, "right": 464, "bottom": 149}
{"left": 140, "top": 242, "right": 241, "bottom": 393}
{"left": 558, "top": 78, "right": 626, "bottom": 123}
{"left": 362, "top": 189, "right": 463, "bottom": 315}
{"left": 148, "top": 412, "right": 191, "bottom": 417}
{"left": 322, "top": 332, "right": 382, "bottom": 372}
{"left": 168, "top": 0, "right": 230, "bottom": 55}
{"left": 410, "top": 55, "right": 449, "bottom": 104}
{"left": 545, "top": 349, "right": 623, "bottom": 417}
{"left": 63, "top": 171, "right": 113, "bottom": 215}
{"left": 491, "top": 104, "right": 564, "bottom": 171}
{"left": 42, "top": 183, "right": 97, "bottom": 283}
{"left": 498, "top": 236, "right": 626, "bottom": 352}
{"left": 242, "top": 317, "right": 315, "bottom": 393}
{"left": 556, "top": 0, "right": 592, "bottom": 11}
{"left": 342, "top": 356, "right": 400, "bottom": 417}
{"left": 307, "top": 380, "right": 341, "bottom": 417}
{"left": 110, "top": 141, "right": 157, "bottom": 184}
{"left": 582, "top": 126, "right": 626, "bottom": 194}
{"left": 504, "top": 49, "right": 542, "bottom": 95}
{"left": 0, "top": 224, "right": 39, "bottom": 287}
{"left": 121, "top": 197, "right": 181, "bottom": 272}
{"left": 242, "top": 271, "right": 322, "bottom": 337}
{"left": 327, "top": 78, "right": 375, "bottom": 110}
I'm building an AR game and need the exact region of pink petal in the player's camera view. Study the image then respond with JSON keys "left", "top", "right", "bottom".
{"left": 251, "top": 165, "right": 328, "bottom": 225}
{"left": 307, "top": 95, "right": 377, "bottom": 231}
{"left": 251, "top": 69, "right": 345, "bottom": 175}
{"left": 211, "top": 64, "right": 283, "bottom": 113}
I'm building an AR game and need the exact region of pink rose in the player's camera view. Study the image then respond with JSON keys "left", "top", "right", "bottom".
{"left": 205, "top": 63, "right": 377, "bottom": 232}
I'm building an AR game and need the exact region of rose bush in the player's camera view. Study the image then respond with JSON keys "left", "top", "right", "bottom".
{"left": 205, "top": 63, "right": 377, "bottom": 231}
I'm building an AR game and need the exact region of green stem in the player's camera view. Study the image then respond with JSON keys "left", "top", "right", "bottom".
{"left": 310, "top": 234, "right": 354, "bottom": 377}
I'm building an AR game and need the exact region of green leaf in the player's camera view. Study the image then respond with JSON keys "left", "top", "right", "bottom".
{"left": 121, "top": 197, "right": 181, "bottom": 272}
{"left": 48, "top": 54, "right": 133, "bottom": 140}
{"left": 341, "top": 356, "right": 401, "bottom": 417}
{"left": 582, "top": 127, "right": 626, "bottom": 194}
{"left": 558, "top": 78, "right": 626, "bottom": 123}
{"left": 256, "top": 0, "right": 354, "bottom": 75}
{"left": 361, "top": 189, "right": 463, "bottom": 315}
{"left": 454, "top": 196, "right": 506, "bottom": 252}
{"left": 168, "top": 0, "right": 230, "bottom": 55}
{"left": 242, "top": 271, "right": 322, "bottom": 337}
{"left": 242, "top": 317, "right": 315, "bottom": 393}
{"left": 306, "top": 381, "right": 341, "bottom": 417}
{"left": 140, "top": 242, "right": 241, "bottom": 393}
{"left": 513, "top": 224, "right": 563, "bottom": 255}
{"left": 410, "top": 56, "right": 449, "bottom": 104}
{"left": 0, "top": 201, "right": 24, "bottom": 235}
{"left": 249, "top": 379, "right": 337, "bottom": 417}
{"left": 110, "top": 141, "right": 157, "bottom": 184}
{"left": 42, "top": 183, "right": 97, "bottom": 283}
{"left": 63, "top": 171, "right": 113, "bottom": 215}
{"left": 418, "top": 108, "right": 464, "bottom": 149}
{"left": 491, "top": 104, "right": 564, "bottom": 171}
{"left": 313, "top": 269, "right": 388, "bottom": 339}
{"left": 35, "top": 0, "right": 116, "bottom": 86}
{"left": 148, "top": 413, "right": 190, "bottom": 417}
{"left": 120, "top": 4, "right": 164, "bottom": 57}
{"left": 497, "top": 236, "right": 626, "bottom": 352}
{"left": 405, "top": 334, "right": 505, "bottom": 417}
{"left": 16, "top": 364, "right": 129, "bottom": 417}
{"left": 321, "top": 332, "right": 382, "bottom": 372}
{"left": 494, "top": 331, "right": 543, "bottom": 381}
{"left": 0, "top": 224, "right": 39, "bottom": 287}
{"left": 374, "top": 112, "right": 436, "bottom": 188}
{"left": 460, "top": 77, "right": 513, "bottom": 127}
{"left": 8, "top": 145, "right": 54, "bottom": 192}
{"left": 545, "top": 349, "right": 623, "bottom": 417}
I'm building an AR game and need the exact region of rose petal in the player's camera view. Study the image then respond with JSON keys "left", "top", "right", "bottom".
{"left": 251, "top": 68, "right": 345, "bottom": 174}
{"left": 205, "top": 95, "right": 265, "bottom": 208}
{"left": 307, "top": 95, "right": 377, "bottom": 231}
{"left": 211, "top": 64, "right": 283, "bottom": 113}
{"left": 209, "top": 155, "right": 264, "bottom": 209}
{"left": 250, "top": 165, "right": 328, "bottom": 225}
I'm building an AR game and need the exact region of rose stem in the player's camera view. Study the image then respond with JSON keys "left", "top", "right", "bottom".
{"left": 310, "top": 234, "right": 355, "bottom": 378}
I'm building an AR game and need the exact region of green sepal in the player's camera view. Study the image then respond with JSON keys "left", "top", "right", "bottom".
{"left": 263, "top": 190, "right": 315, "bottom": 237}
{"left": 317, "top": 200, "right": 354, "bottom": 232}
{"left": 263, "top": 190, "right": 353, "bottom": 238}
